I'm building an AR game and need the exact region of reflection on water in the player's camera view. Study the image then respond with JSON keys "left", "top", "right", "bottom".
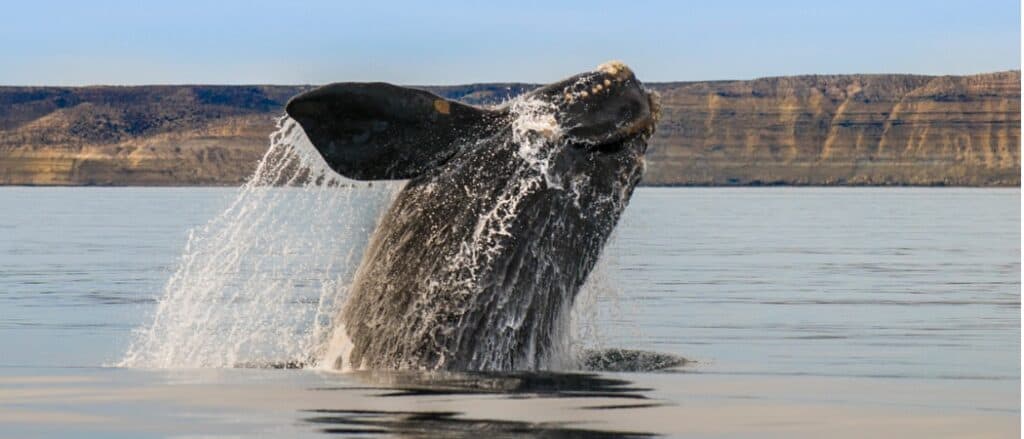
{"left": 302, "top": 409, "right": 654, "bottom": 438}
{"left": 304, "top": 370, "right": 660, "bottom": 437}
{"left": 1, "top": 365, "right": 1017, "bottom": 437}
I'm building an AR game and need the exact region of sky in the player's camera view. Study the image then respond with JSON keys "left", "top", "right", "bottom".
{"left": 1, "top": 0, "right": 1019, "bottom": 85}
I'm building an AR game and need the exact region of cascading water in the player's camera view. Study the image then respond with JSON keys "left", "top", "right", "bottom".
{"left": 122, "top": 95, "right": 633, "bottom": 371}
{"left": 119, "top": 118, "right": 399, "bottom": 368}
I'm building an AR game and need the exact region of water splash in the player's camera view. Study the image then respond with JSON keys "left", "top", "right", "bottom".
{"left": 122, "top": 98, "right": 631, "bottom": 371}
{"left": 120, "top": 118, "right": 399, "bottom": 368}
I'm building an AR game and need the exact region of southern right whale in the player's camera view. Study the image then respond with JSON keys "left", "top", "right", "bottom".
{"left": 287, "top": 61, "right": 664, "bottom": 371}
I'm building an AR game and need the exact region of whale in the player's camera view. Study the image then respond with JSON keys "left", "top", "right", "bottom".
{"left": 286, "top": 61, "right": 660, "bottom": 371}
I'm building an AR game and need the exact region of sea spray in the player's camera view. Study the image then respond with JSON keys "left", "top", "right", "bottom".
{"left": 122, "top": 99, "right": 633, "bottom": 371}
{"left": 120, "top": 118, "right": 399, "bottom": 368}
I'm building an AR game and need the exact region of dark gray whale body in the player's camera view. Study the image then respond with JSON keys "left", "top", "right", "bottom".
{"left": 287, "top": 62, "right": 660, "bottom": 371}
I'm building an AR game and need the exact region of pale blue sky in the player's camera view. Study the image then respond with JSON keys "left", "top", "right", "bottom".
{"left": 1, "top": 0, "right": 1019, "bottom": 85}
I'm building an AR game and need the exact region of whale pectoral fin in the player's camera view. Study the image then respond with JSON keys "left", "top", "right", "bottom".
{"left": 286, "top": 82, "right": 501, "bottom": 180}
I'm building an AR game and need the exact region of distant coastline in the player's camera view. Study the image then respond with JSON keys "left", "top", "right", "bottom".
{"left": 0, "top": 71, "right": 1019, "bottom": 187}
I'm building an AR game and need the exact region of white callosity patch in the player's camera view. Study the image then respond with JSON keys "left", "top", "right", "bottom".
{"left": 560, "top": 60, "right": 633, "bottom": 104}
{"left": 120, "top": 118, "right": 398, "bottom": 369}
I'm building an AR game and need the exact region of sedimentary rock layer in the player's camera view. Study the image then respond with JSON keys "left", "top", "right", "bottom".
{"left": 0, "top": 72, "right": 1018, "bottom": 186}
{"left": 643, "top": 71, "right": 1020, "bottom": 186}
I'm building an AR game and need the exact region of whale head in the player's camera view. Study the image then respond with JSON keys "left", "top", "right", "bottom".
{"left": 285, "top": 61, "right": 658, "bottom": 182}
{"left": 524, "top": 61, "right": 659, "bottom": 152}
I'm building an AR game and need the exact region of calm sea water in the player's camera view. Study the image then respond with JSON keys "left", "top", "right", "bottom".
{"left": 0, "top": 187, "right": 1019, "bottom": 377}
{"left": 0, "top": 187, "right": 1019, "bottom": 437}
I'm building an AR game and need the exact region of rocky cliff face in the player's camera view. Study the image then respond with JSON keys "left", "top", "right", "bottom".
{"left": 0, "top": 85, "right": 307, "bottom": 185}
{"left": 0, "top": 72, "right": 1018, "bottom": 186}
{"left": 644, "top": 71, "right": 1020, "bottom": 186}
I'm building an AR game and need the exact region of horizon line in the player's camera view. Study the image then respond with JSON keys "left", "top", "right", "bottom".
{"left": 0, "top": 69, "right": 1019, "bottom": 89}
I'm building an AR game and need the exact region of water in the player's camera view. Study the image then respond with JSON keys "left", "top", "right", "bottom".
{"left": 612, "top": 188, "right": 1021, "bottom": 381}
{"left": 0, "top": 186, "right": 1019, "bottom": 436}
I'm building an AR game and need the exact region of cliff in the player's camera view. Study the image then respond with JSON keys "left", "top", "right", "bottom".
{"left": 644, "top": 71, "right": 1020, "bottom": 186}
{"left": 0, "top": 72, "right": 1018, "bottom": 186}
{"left": 0, "top": 86, "right": 306, "bottom": 185}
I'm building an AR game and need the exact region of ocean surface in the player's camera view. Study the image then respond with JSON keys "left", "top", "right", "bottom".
{"left": 0, "top": 187, "right": 1019, "bottom": 437}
